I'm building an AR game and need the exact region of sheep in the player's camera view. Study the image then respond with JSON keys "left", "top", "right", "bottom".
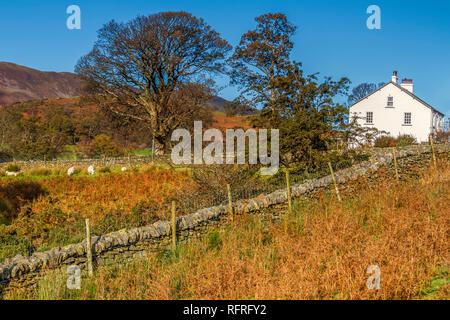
{"left": 5, "top": 171, "right": 19, "bottom": 176}
{"left": 67, "top": 167, "right": 75, "bottom": 176}
{"left": 87, "top": 165, "right": 95, "bottom": 175}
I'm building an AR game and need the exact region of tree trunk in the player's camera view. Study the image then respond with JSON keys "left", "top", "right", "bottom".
{"left": 153, "top": 137, "right": 165, "bottom": 155}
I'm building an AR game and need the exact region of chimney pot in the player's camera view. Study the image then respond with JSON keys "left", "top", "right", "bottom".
{"left": 401, "top": 78, "right": 414, "bottom": 93}
{"left": 391, "top": 71, "right": 399, "bottom": 84}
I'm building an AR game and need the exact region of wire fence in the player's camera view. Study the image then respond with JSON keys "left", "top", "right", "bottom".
{"left": 0, "top": 153, "right": 369, "bottom": 263}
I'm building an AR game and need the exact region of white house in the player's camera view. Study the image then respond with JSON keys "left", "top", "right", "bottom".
{"left": 349, "top": 71, "right": 445, "bottom": 143}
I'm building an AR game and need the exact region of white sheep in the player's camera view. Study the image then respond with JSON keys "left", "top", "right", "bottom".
{"left": 87, "top": 165, "right": 95, "bottom": 175}
{"left": 121, "top": 167, "right": 127, "bottom": 172}
{"left": 5, "top": 171, "right": 18, "bottom": 177}
{"left": 67, "top": 167, "right": 75, "bottom": 176}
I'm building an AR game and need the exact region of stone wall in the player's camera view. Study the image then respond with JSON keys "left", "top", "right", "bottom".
{"left": 1, "top": 143, "right": 448, "bottom": 296}
{"left": 0, "top": 155, "right": 171, "bottom": 171}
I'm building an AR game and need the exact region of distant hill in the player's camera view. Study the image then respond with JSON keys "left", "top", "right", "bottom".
{"left": 203, "top": 96, "right": 228, "bottom": 113}
{"left": 0, "top": 62, "right": 257, "bottom": 116}
{"left": 0, "top": 62, "right": 84, "bottom": 106}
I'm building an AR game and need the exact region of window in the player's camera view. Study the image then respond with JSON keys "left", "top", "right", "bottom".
{"left": 404, "top": 112, "right": 411, "bottom": 125}
{"left": 366, "top": 112, "right": 373, "bottom": 124}
{"left": 387, "top": 96, "right": 394, "bottom": 107}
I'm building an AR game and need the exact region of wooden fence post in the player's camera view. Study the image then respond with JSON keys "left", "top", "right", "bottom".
{"left": 430, "top": 134, "right": 437, "bottom": 168}
{"left": 328, "top": 162, "right": 342, "bottom": 202}
{"left": 85, "top": 219, "right": 94, "bottom": 277}
{"left": 171, "top": 201, "right": 176, "bottom": 250}
{"left": 285, "top": 168, "right": 292, "bottom": 213}
{"left": 285, "top": 168, "right": 292, "bottom": 233}
{"left": 392, "top": 147, "right": 399, "bottom": 180}
{"left": 227, "top": 184, "right": 233, "bottom": 222}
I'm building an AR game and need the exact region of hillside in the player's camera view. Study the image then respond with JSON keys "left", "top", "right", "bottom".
{"left": 0, "top": 62, "right": 85, "bottom": 106}
{"left": 0, "top": 62, "right": 258, "bottom": 117}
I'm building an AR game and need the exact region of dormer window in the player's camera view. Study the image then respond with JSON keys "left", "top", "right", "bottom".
{"left": 387, "top": 96, "right": 394, "bottom": 107}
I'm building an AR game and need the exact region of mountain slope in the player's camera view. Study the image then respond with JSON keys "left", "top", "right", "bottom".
{"left": 0, "top": 62, "right": 257, "bottom": 116}
{"left": 0, "top": 62, "right": 84, "bottom": 106}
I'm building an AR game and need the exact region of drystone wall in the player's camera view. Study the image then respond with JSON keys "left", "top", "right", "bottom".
{"left": 0, "top": 155, "right": 169, "bottom": 171}
{"left": 1, "top": 143, "right": 448, "bottom": 296}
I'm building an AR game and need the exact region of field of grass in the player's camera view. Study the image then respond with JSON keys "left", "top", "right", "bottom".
{"left": 0, "top": 165, "right": 193, "bottom": 259}
{"left": 8, "top": 160, "right": 449, "bottom": 300}
{"left": 0, "top": 154, "right": 359, "bottom": 261}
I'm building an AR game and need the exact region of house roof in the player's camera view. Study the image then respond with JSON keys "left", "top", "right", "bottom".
{"left": 349, "top": 81, "right": 445, "bottom": 117}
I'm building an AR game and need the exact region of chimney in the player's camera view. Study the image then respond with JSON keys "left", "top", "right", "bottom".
{"left": 401, "top": 78, "right": 414, "bottom": 93}
{"left": 391, "top": 70, "right": 398, "bottom": 84}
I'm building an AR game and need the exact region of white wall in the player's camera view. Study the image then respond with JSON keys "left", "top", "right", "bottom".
{"left": 349, "top": 83, "right": 437, "bottom": 143}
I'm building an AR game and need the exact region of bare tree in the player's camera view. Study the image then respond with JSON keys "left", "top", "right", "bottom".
{"left": 75, "top": 12, "right": 231, "bottom": 153}
{"left": 347, "top": 82, "right": 384, "bottom": 106}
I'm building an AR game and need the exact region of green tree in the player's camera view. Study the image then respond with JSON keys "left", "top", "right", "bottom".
{"left": 87, "top": 134, "right": 122, "bottom": 158}
{"left": 228, "top": 13, "right": 296, "bottom": 118}
{"left": 229, "top": 13, "right": 350, "bottom": 169}
{"left": 8, "top": 116, "right": 67, "bottom": 160}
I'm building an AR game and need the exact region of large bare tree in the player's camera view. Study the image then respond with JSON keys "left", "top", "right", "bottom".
{"left": 75, "top": 11, "right": 231, "bottom": 153}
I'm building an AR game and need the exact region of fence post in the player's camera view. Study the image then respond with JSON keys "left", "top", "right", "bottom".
{"left": 227, "top": 184, "right": 233, "bottom": 222}
{"left": 285, "top": 168, "right": 292, "bottom": 213}
{"left": 328, "top": 162, "right": 342, "bottom": 202}
{"left": 171, "top": 201, "right": 176, "bottom": 250}
{"left": 152, "top": 138, "right": 155, "bottom": 162}
{"left": 285, "top": 168, "right": 292, "bottom": 233}
{"left": 430, "top": 134, "right": 437, "bottom": 168}
{"left": 392, "top": 147, "right": 399, "bottom": 180}
{"left": 85, "top": 219, "right": 94, "bottom": 277}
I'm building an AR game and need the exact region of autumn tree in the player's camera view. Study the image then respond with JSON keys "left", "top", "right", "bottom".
{"left": 75, "top": 12, "right": 231, "bottom": 153}
{"left": 7, "top": 116, "right": 68, "bottom": 160}
{"left": 85, "top": 134, "right": 122, "bottom": 158}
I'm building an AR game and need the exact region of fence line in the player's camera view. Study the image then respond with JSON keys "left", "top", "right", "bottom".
{"left": 1, "top": 144, "right": 448, "bottom": 263}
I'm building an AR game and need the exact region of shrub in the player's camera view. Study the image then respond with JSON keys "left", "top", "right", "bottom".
{"left": 206, "top": 230, "right": 222, "bottom": 251}
{"left": 432, "top": 130, "right": 450, "bottom": 143}
{"left": 191, "top": 164, "right": 262, "bottom": 198}
{"left": 99, "top": 167, "right": 111, "bottom": 174}
{"left": 0, "top": 181, "right": 46, "bottom": 221}
{"left": 29, "top": 168, "right": 52, "bottom": 176}
{"left": 5, "top": 164, "right": 20, "bottom": 172}
{"left": 52, "top": 168, "right": 64, "bottom": 176}
{"left": 396, "top": 134, "right": 417, "bottom": 148}
{"left": 0, "top": 228, "right": 32, "bottom": 262}
{"left": 86, "top": 134, "right": 123, "bottom": 158}
{"left": 0, "top": 151, "right": 13, "bottom": 163}
{"left": 374, "top": 135, "right": 417, "bottom": 148}
{"left": 374, "top": 136, "right": 396, "bottom": 148}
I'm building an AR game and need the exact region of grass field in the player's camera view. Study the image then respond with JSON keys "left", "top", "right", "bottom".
{"left": 0, "top": 165, "right": 193, "bottom": 259}
{"left": 8, "top": 160, "right": 449, "bottom": 300}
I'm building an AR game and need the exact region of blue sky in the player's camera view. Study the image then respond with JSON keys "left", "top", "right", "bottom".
{"left": 0, "top": 0, "right": 449, "bottom": 116}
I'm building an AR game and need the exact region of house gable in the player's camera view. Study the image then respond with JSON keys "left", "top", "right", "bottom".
{"left": 349, "top": 81, "right": 444, "bottom": 117}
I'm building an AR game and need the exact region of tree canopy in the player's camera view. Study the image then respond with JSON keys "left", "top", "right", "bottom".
{"left": 229, "top": 13, "right": 350, "bottom": 169}
{"left": 75, "top": 11, "right": 231, "bottom": 153}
